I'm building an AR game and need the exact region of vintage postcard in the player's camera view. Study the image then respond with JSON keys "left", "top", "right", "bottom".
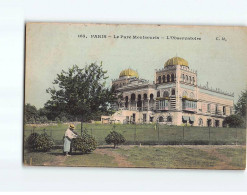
{"left": 24, "top": 23, "right": 246, "bottom": 169}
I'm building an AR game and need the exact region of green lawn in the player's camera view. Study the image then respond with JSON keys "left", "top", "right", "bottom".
{"left": 23, "top": 145, "right": 246, "bottom": 169}
{"left": 216, "top": 147, "right": 246, "bottom": 169}
{"left": 116, "top": 146, "right": 219, "bottom": 169}
{"left": 24, "top": 123, "right": 246, "bottom": 145}
{"left": 24, "top": 149, "right": 118, "bottom": 167}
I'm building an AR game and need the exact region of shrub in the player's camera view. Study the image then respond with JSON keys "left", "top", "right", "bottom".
{"left": 71, "top": 133, "right": 97, "bottom": 154}
{"left": 26, "top": 132, "right": 39, "bottom": 150}
{"left": 105, "top": 131, "right": 126, "bottom": 148}
{"left": 223, "top": 114, "right": 244, "bottom": 128}
{"left": 55, "top": 117, "right": 60, "bottom": 123}
{"left": 26, "top": 132, "right": 54, "bottom": 152}
{"left": 39, "top": 116, "right": 48, "bottom": 123}
{"left": 60, "top": 116, "right": 68, "bottom": 122}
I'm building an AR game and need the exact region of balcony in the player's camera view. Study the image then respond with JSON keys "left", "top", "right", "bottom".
{"left": 182, "top": 100, "right": 197, "bottom": 113}
{"left": 157, "top": 100, "right": 169, "bottom": 111}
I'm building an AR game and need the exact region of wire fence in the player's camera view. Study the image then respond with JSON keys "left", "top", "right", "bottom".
{"left": 24, "top": 124, "right": 246, "bottom": 146}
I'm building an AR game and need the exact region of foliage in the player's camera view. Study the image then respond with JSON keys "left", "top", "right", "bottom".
{"left": 223, "top": 114, "right": 244, "bottom": 128}
{"left": 235, "top": 90, "right": 247, "bottom": 118}
{"left": 24, "top": 104, "right": 50, "bottom": 124}
{"left": 45, "top": 63, "right": 118, "bottom": 122}
{"left": 26, "top": 132, "right": 54, "bottom": 152}
{"left": 24, "top": 104, "right": 39, "bottom": 123}
{"left": 105, "top": 131, "right": 126, "bottom": 148}
{"left": 71, "top": 133, "right": 97, "bottom": 154}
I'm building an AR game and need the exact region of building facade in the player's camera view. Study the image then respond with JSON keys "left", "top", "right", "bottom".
{"left": 101, "top": 57, "right": 234, "bottom": 127}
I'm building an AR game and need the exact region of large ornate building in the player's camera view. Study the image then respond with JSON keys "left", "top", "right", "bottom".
{"left": 101, "top": 57, "right": 234, "bottom": 127}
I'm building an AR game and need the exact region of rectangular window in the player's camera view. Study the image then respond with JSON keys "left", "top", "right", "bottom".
{"left": 143, "top": 114, "right": 147, "bottom": 122}
{"left": 223, "top": 106, "right": 226, "bottom": 115}
{"left": 207, "top": 104, "right": 211, "bottom": 112}
{"left": 158, "top": 100, "right": 168, "bottom": 110}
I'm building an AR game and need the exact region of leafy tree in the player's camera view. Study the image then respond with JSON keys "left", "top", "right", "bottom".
{"left": 105, "top": 131, "right": 126, "bottom": 148}
{"left": 223, "top": 114, "right": 244, "bottom": 128}
{"left": 235, "top": 90, "right": 247, "bottom": 118}
{"left": 45, "top": 63, "right": 117, "bottom": 134}
{"left": 24, "top": 104, "right": 39, "bottom": 123}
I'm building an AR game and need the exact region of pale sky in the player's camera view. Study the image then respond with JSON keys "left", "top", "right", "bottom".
{"left": 25, "top": 23, "right": 247, "bottom": 108}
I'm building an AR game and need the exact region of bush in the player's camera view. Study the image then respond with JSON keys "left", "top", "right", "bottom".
{"left": 223, "top": 114, "right": 244, "bottom": 128}
{"left": 105, "top": 131, "right": 126, "bottom": 148}
{"left": 71, "top": 133, "right": 97, "bottom": 154}
{"left": 39, "top": 116, "right": 48, "bottom": 123}
{"left": 26, "top": 132, "right": 39, "bottom": 149}
{"left": 26, "top": 132, "right": 54, "bottom": 152}
{"left": 55, "top": 117, "right": 60, "bottom": 123}
{"left": 60, "top": 116, "right": 68, "bottom": 122}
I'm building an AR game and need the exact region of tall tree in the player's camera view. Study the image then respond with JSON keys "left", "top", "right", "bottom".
{"left": 45, "top": 62, "right": 117, "bottom": 134}
{"left": 235, "top": 90, "right": 247, "bottom": 118}
{"left": 24, "top": 103, "right": 39, "bottom": 123}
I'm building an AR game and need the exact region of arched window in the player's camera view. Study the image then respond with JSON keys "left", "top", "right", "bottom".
{"left": 182, "top": 90, "right": 188, "bottom": 97}
{"left": 158, "top": 116, "right": 164, "bottom": 122}
{"left": 192, "top": 77, "right": 195, "bottom": 84}
{"left": 158, "top": 76, "right": 161, "bottom": 84}
{"left": 150, "top": 93, "right": 154, "bottom": 100}
{"left": 171, "top": 74, "right": 175, "bottom": 82}
{"left": 157, "top": 91, "right": 160, "bottom": 97}
{"left": 162, "top": 75, "right": 166, "bottom": 83}
{"left": 189, "top": 92, "right": 194, "bottom": 99}
{"left": 163, "top": 91, "right": 169, "bottom": 97}
{"left": 143, "top": 93, "right": 147, "bottom": 100}
{"left": 186, "top": 75, "right": 188, "bottom": 82}
{"left": 172, "top": 89, "right": 175, "bottom": 95}
{"left": 137, "top": 94, "right": 142, "bottom": 108}
{"left": 131, "top": 93, "right": 136, "bottom": 101}
{"left": 167, "top": 116, "right": 172, "bottom": 122}
{"left": 189, "top": 76, "right": 191, "bottom": 83}
{"left": 167, "top": 74, "right": 170, "bottom": 82}
{"left": 182, "top": 74, "right": 185, "bottom": 81}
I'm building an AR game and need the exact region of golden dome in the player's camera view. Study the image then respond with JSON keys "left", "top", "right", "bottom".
{"left": 164, "top": 57, "right": 188, "bottom": 67}
{"left": 119, "top": 68, "right": 139, "bottom": 78}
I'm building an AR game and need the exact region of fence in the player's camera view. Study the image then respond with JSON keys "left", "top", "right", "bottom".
{"left": 24, "top": 123, "right": 246, "bottom": 146}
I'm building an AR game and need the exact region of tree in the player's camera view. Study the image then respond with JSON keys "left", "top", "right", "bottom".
{"left": 24, "top": 104, "right": 39, "bottom": 123}
{"left": 235, "top": 90, "right": 247, "bottom": 118}
{"left": 45, "top": 62, "right": 117, "bottom": 135}
{"left": 105, "top": 131, "right": 126, "bottom": 148}
{"left": 223, "top": 114, "right": 244, "bottom": 128}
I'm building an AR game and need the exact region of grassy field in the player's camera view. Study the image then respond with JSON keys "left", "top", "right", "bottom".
{"left": 24, "top": 123, "right": 246, "bottom": 145}
{"left": 23, "top": 145, "right": 246, "bottom": 169}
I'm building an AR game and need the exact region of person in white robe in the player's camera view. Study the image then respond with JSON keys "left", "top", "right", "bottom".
{"left": 63, "top": 124, "right": 78, "bottom": 156}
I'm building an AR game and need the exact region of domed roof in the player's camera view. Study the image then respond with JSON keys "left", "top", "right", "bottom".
{"left": 164, "top": 57, "right": 188, "bottom": 67}
{"left": 119, "top": 68, "right": 139, "bottom": 78}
